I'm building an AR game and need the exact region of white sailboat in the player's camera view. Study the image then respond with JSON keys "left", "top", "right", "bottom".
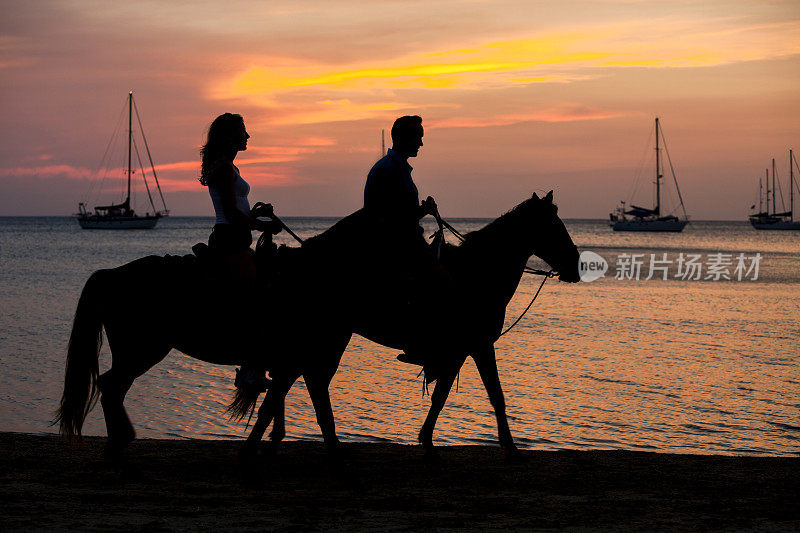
{"left": 609, "top": 118, "right": 689, "bottom": 232}
{"left": 77, "top": 91, "right": 169, "bottom": 229}
{"left": 749, "top": 150, "right": 800, "bottom": 230}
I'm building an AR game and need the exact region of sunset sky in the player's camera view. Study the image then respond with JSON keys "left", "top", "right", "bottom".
{"left": 1, "top": 0, "right": 799, "bottom": 219}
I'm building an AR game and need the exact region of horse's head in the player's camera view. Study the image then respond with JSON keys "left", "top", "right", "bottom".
{"left": 522, "top": 191, "right": 580, "bottom": 283}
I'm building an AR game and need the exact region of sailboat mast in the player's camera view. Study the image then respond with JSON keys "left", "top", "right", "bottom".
{"left": 791, "top": 149, "right": 794, "bottom": 221}
{"left": 772, "top": 158, "right": 776, "bottom": 215}
{"left": 127, "top": 91, "right": 132, "bottom": 208}
{"left": 655, "top": 117, "right": 661, "bottom": 216}
{"left": 759, "top": 175, "right": 762, "bottom": 213}
{"left": 765, "top": 169, "right": 770, "bottom": 215}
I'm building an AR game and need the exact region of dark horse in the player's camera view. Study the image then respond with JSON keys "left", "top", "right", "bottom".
{"left": 56, "top": 190, "right": 578, "bottom": 456}
{"left": 237, "top": 190, "right": 579, "bottom": 456}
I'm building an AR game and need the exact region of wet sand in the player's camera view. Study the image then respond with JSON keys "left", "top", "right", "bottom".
{"left": 1, "top": 432, "right": 798, "bottom": 531}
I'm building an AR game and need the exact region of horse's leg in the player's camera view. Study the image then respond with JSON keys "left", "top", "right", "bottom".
{"left": 473, "top": 345, "right": 517, "bottom": 454}
{"left": 242, "top": 373, "right": 295, "bottom": 456}
{"left": 306, "top": 333, "right": 350, "bottom": 453}
{"left": 304, "top": 370, "right": 339, "bottom": 452}
{"left": 98, "top": 337, "right": 170, "bottom": 456}
{"left": 97, "top": 368, "right": 135, "bottom": 454}
{"left": 418, "top": 360, "right": 462, "bottom": 455}
{"left": 267, "top": 381, "right": 288, "bottom": 447}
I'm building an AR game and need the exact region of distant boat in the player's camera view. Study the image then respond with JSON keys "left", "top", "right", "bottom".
{"left": 77, "top": 91, "right": 169, "bottom": 229}
{"left": 609, "top": 118, "right": 689, "bottom": 232}
{"left": 749, "top": 151, "right": 800, "bottom": 230}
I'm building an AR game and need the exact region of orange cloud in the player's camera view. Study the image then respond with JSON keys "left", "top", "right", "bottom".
{"left": 152, "top": 161, "right": 198, "bottom": 172}
{"left": 147, "top": 176, "right": 203, "bottom": 192}
{"left": 212, "top": 36, "right": 606, "bottom": 105}
{"left": 294, "top": 136, "right": 336, "bottom": 147}
{"left": 0, "top": 165, "right": 97, "bottom": 180}
{"left": 426, "top": 106, "right": 629, "bottom": 129}
{"left": 242, "top": 166, "right": 305, "bottom": 187}
{"left": 266, "top": 100, "right": 409, "bottom": 126}
{"left": 209, "top": 18, "right": 800, "bottom": 130}
{"left": 245, "top": 144, "right": 329, "bottom": 157}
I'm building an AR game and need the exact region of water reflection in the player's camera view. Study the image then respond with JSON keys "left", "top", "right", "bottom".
{"left": 0, "top": 217, "right": 798, "bottom": 456}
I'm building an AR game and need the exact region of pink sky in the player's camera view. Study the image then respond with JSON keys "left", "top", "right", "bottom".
{"left": 1, "top": 0, "right": 799, "bottom": 218}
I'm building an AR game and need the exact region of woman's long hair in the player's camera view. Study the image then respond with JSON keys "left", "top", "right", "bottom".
{"left": 199, "top": 113, "right": 244, "bottom": 186}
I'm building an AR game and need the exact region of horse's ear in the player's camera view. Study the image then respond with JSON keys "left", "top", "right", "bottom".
{"left": 545, "top": 190, "right": 553, "bottom": 203}
{"left": 532, "top": 192, "right": 540, "bottom": 201}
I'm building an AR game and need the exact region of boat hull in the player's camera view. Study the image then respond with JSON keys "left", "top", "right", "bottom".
{"left": 77, "top": 215, "right": 160, "bottom": 229}
{"left": 612, "top": 219, "right": 688, "bottom": 232}
{"left": 750, "top": 219, "right": 800, "bottom": 230}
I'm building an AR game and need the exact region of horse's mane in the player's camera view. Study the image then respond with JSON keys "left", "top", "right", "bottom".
{"left": 274, "top": 209, "right": 373, "bottom": 272}
{"left": 301, "top": 208, "right": 372, "bottom": 250}
{"left": 460, "top": 195, "right": 556, "bottom": 249}
{"left": 277, "top": 197, "right": 556, "bottom": 267}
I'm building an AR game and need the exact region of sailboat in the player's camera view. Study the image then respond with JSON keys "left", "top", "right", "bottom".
{"left": 609, "top": 118, "right": 689, "bottom": 232}
{"left": 77, "top": 91, "right": 169, "bottom": 229}
{"left": 749, "top": 150, "right": 800, "bottom": 230}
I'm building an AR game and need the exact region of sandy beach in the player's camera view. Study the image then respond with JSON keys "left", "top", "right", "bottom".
{"left": 1, "top": 432, "right": 797, "bottom": 531}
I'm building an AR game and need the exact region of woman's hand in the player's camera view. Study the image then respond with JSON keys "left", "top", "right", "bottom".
{"left": 251, "top": 202, "right": 273, "bottom": 218}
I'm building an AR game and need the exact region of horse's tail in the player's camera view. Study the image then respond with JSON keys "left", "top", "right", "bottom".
{"left": 226, "top": 388, "right": 260, "bottom": 422}
{"left": 55, "top": 270, "right": 105, "bottom": 438}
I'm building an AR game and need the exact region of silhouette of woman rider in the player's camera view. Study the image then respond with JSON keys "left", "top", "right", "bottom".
{"left": 199, "top": 113, "right": 281, "bottom": 393}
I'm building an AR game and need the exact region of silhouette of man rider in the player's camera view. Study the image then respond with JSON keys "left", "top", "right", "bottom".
{"left": 364, "top": 115, "right": 446, "bottom": 372}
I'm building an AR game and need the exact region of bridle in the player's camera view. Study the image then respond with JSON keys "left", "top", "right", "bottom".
{"left": 430, "top": 210, "right": 557, "bottom": 338}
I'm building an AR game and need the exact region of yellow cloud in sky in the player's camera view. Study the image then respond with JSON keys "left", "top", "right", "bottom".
{"left": 426, "top": 105, "right": 628, "bottom": 129}
{"left": 216, "top": 20, "right": 799, "bottom": 103}
{"left": 206, "top": 17, "right": 800, "bottom": 132}
{"left": 265, "top": 99, "right": 409, "bottom": 126}
{"left": 220, "top": 49, "right": 607, "bottom": 99}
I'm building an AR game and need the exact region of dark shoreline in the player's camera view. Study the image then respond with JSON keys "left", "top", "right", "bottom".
{"left": 2, "top": 432, "right": 798, "bottom": 531}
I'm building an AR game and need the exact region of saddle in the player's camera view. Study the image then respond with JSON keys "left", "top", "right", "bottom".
{"left": 188, "top": 236, "right": 278, "bottom": 288}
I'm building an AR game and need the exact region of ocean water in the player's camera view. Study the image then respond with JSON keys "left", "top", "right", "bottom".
{"left": 0, "top": 216, "right": 798, "bottom": 456}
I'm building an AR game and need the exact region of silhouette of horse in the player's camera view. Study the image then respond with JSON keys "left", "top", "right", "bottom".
{"left": 56, "top": 190, "right": 578, "bottom": 457}
{"left": 238, "top": 190, "right": 579, "bottom": 457}
{"left": 54, "top": 244, "right": 353, "bottom": 453}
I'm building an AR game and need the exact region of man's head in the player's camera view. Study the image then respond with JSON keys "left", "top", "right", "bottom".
{"left": 391, "top": 115, "right": 423, "bottom": 159}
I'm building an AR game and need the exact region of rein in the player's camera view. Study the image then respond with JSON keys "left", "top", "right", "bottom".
{"left": 498, "top": 269, "right": 554, "bottom": 337}
{"left": 252, "top": 202, "right": 305, "bottom": 248}
{"left": 432, "top": 211, "right": 556, "bottom": 337}
{"left": 272, "top": 214, "right": 305, "bottom": 244}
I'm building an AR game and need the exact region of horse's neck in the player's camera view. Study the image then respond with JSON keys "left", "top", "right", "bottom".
{"left": 489, "top": 248, "right": 530, "bottom": 307}
{"left": 455, "top": 234, "right": 532, "bottom": 306}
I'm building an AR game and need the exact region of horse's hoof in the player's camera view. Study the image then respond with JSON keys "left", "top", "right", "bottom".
{"left": 503, "top": 446, "right": 524, "bottom": 463}
{"left": 268, "top": 429, "right": 286, "bottom": 443}
{"left": 417, "top": 427, "right": 432, "bottom": 446}
{"left": 261, "top": 440, "right": 281, "bottom": 459}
